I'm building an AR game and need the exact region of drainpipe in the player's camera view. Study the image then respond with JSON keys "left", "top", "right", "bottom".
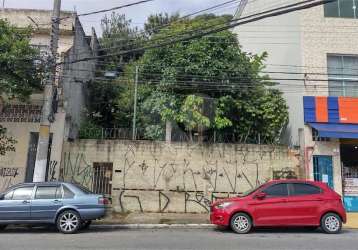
{"left": 304, "top": 146, "right": 315, "bottom": 180}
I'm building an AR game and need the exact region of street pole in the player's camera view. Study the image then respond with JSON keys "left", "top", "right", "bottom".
{"left": 132, "top": 66, "right": 139, "bottom": 140}
{"left": 33, "top": 0, "right": 61, "bottom": 182}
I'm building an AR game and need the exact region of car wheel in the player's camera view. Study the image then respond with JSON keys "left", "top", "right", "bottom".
{"left": 321, "top": 213, "right": 342, "bottom": 234}
{"left": 230, "top": 213, "right": 252, "bottom": 234}
{"left": 81, "top": 220, "right": 92, "bottom": 230}
{"left": 57, "top": 210, "right": 81, "bottom": 234}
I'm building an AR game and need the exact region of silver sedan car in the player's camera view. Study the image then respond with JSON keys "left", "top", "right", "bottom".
{"left": 0, "top": 182, "right": 108, "bottom": 234}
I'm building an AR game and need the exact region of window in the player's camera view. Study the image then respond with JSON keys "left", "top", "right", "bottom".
{"left": 1, "top": 190, "right": 14, "bottom": 200}
{"left": 324, "top": 0, "right": 358, "bottom": 18}
{"left": 327, "top": 55, "right": 358, "bottom": 97}
{"left": 12, "top": 187, "right": 34, "bottom": 200}
{"left": 73, "top": 184, "right": 93, "bottom": 194}
{"left": 35, "top": 186, "right": 61, "bottom": 200}
{"left": 312, "top": 128, "right": 330, "bottom": 142}
{"left": 289, "top": 183, "right": 321, "bottom": 196}
{"left": 62, "top": 185, "right": 74, "bottom": 199}
{"left": 263, "top": 184, "right": 288, "bottom": 197}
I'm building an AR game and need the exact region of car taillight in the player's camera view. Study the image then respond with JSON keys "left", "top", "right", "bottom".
{"left": 98, "top": 197, "right": 109, "bottom": 205}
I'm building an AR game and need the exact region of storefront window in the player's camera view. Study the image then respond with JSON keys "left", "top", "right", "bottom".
{"left": 341, "top": 143, "right": 358, "bottom": 200}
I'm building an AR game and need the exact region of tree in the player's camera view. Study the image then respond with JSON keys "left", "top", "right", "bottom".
{"left": 0, "top": 20, "right": 41, "bottom": 155}
{"left": 120, "top": 14, "right": 288, "bottom": 143}
{"left": 0, "top": 19, "right": 41, "bottom": 100}
{"left": 144, "top": 13, "right": 180, "bottom": 36}
{"left": 101, "top": 13, "right": 144, "bottom": 70}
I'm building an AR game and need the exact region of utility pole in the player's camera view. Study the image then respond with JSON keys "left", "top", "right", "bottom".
{"left": 234, "top": 0, "right": 248, "bottom": 19}
{"left": 33, "top": 0, "right": 61, "bottom": 182}
{"left": 132, "top": 66, "right": 139, "bottom": 140}
{"left": 1, "top": 0, "right": 5, "bottom": 14}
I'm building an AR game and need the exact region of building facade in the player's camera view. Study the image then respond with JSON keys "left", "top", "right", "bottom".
{"left": 234, "top": 0, "right": 358, "bottom": 211}
{"left": 0, "top": 9, "right": 99, "bottom": 190}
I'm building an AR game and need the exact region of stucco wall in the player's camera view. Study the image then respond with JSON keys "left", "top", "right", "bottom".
{"left": 61, "top": 140, "right": 300, "bottom": 213}
{"left": 0, "top": 111, "right": 66, "bottom": 191}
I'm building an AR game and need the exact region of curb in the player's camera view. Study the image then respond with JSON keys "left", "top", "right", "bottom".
{"left": 91, "top": 224, "right": 216, "bottom": 230}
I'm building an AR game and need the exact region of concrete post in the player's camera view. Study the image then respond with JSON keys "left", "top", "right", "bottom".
{"left": 33, "top": 0, "right": 61, "bottom": 182}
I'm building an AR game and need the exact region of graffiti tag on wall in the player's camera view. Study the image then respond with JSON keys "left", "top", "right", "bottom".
{"left": 61, "top": 142, "right": 299, "bottom": 213}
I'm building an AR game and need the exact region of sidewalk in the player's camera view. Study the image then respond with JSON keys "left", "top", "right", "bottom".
{"left": 94, "top": 212, "right": 358, "bottom": 229}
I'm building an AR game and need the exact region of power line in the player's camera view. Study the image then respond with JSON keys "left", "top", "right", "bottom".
{"left": 74, "top": 0, "right": 314, "bottom": 58}
{"left": 56, "top": 0, "right": 154, "bottom": 21}
{"left": 61, "top": 0, "right": 336, "bottom": 66}
{"left": 92, "top": 0, "right": 313, "bottom": 55}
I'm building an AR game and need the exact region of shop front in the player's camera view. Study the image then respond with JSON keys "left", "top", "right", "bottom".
{"left": 304, "top": 96, "right": 358, "bottom": 212}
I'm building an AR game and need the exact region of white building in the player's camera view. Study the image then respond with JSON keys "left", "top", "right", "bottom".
{"left": 234, "top": 0, "right": 358, "bottom": 211}
{"left": 0, "top": 9, "right": 99, "bottom": 189}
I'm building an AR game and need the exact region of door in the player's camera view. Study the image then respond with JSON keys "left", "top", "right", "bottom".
{"left": 313, "top": 156, "right": 334, "bottom": 188}
{"left": 25, "top": 132, "right": 52, "bottom": 182}
{"left": 30, "top": 185, "right": 63, "bottom": 221}
{"left": 286, "top": 183, "right": 324, "bottom": 225}
{"left": 251, "top": 183, "right": 289, "bottom": 226}
{"left": 0, "top": 186, "right": 34, "bottom": 220}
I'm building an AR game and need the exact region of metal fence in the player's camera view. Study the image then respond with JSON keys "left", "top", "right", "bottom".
{"left": 79, "top": 127, "right": 132, "bottom": 140}
{"left": 79, "top": 127, "right": 275, "bottom": 145}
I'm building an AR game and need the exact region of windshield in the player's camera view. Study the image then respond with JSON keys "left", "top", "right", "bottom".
{"left": 237, "top": 184, "right": 265, "bottom": 197}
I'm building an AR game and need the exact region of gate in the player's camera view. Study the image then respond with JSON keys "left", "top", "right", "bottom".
{"left": 92, "top": 162, "right": 113, "bottom": 195}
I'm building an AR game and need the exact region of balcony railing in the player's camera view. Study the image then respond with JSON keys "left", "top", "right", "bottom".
{"left": 0, "top": 104, "right": 42, "bottom": 123}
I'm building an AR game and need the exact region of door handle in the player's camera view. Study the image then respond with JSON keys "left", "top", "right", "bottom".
{"left": 53, "top": 199, "right": 61, "bottom": 203}
{"left": 22, "top": 200, "right": 30, "bottom": 204}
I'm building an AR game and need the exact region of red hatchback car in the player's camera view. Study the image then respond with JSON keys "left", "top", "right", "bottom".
{"left": 210, "top": 179, "right": 346, "bottom": 234}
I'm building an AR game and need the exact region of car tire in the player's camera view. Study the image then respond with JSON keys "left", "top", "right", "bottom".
{"left": 321, "top": 213, "right": 342, "bottom": 234}
{"left": 56, "top": 210, "right": 81, "bottom": 234}
{"left": 81, "top": 220, "right": 92, "bottom": 230}
{"left": 0, "top": 225, "right": 7, "bottom": 231}
{"left": 230, "top": 213, "right": 252, "bottom": 234}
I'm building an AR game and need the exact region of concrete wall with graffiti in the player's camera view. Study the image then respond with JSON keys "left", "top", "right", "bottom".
{"left": 0, "top": 112, "right": 66, "bottom": 191}
{"left": 61, "top": 140, "right": 300, "bottom": 213}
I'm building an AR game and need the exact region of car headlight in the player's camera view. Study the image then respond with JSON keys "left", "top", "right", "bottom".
{"left": 215, "top": 202, "right": 232, "bottom": 209}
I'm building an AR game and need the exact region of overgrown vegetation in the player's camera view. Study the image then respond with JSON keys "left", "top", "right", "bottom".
{"left": 82, "top": 13, "right": 289, "bottom": 144}
{"left": 0, "top": 20, "right": 42, "bottom": 154}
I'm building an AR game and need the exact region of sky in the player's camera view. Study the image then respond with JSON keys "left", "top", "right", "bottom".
{"left": 2, "top": 0, "right": 237, "bottom": 35}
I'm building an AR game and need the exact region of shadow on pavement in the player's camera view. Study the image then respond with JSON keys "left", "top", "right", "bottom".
{"left": 0, "top": 225, "right": 122, "bottom": 234}
{"left": 213, "top": 226, "right": 341, "bottom": 234}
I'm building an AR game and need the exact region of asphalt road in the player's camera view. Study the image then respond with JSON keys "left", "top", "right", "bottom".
{"left": 1, "top": 227, "right": 357, "bottom": 250}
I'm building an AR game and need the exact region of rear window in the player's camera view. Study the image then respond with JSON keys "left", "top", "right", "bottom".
{"left": 289, "top": 183, "right": 321, "bottom": 196}
{"left": 62, "top": 185, "right": 75, "bottom": 199}
{"left": 72, "top": 184, "right": 93, "bottom": 194}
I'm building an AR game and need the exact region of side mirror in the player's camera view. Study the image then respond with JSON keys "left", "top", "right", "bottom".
{"left": 255, "top": 192, "right": 266, "bottom": 200}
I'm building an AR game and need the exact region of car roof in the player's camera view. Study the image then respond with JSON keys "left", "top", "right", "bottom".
{"left": 267, "top": 179, "right": 322, "bottom": 185}
{"left": 5, "top": 181, "right": 71, "bottom": 189}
